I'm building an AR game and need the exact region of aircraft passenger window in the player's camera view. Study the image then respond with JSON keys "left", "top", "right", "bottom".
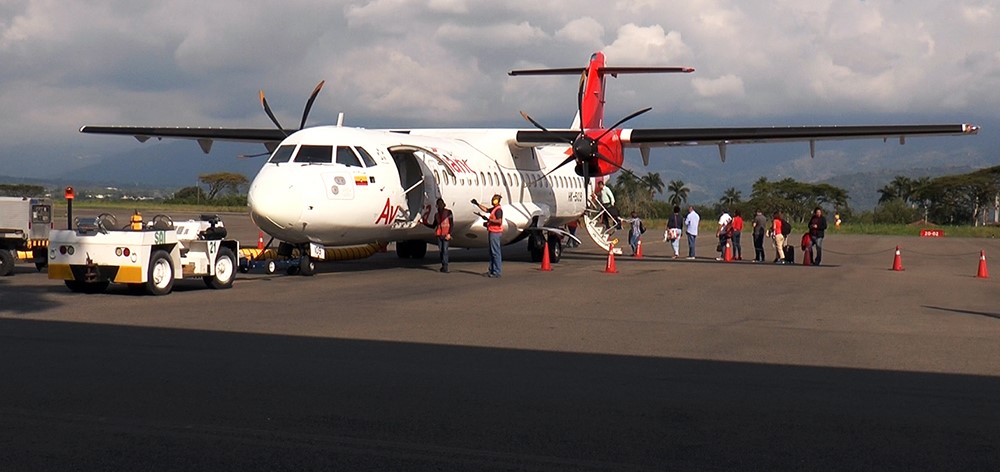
{"left": 479, "top": 172, "right": 485, "bottom": 186}
{"left": 433, "top": 170, "right": 440, "bottom": 182}
{"left": 268, "top": 145, "right": 296, "bottom": 164}
{"left": 296, "top": 145, "right": 333, "bottom": 163}
{"left": 355, "top": 147, "right": 378, "bottom": 167}
{"left": 336, "top": 146, "right": 362, "bottom": 167}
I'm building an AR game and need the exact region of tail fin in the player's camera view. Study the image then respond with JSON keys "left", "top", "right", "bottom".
{"left": 510, "top": 52, "right": 694, "bottom": 130}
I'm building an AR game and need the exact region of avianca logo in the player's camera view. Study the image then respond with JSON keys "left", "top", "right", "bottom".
{"left": 375, "top": 198, "right": 399, "bottom": 225}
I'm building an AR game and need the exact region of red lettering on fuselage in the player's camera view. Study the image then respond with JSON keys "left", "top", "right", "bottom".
{"left": 375, "top": 198, "right": 398, "bottom": 225}
{"left": 442, "top": 156, "right": 475, "bottom": 174}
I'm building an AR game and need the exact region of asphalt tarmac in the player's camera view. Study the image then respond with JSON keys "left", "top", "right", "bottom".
{"left": 1, "top": 210, "right": 999, "bottom": 471}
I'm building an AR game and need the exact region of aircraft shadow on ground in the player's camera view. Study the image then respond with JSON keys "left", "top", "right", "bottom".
{"left": 1, "top": 317, "right": 998, "bottom": 471}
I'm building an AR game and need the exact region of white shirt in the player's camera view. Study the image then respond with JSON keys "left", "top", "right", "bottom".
{"left": 685, "top": 210, "right": 700, "bottom": 236}
{"left": 718, "top": 212, "right": 732, "bottom": 228}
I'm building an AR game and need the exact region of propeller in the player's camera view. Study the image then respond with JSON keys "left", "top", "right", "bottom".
{"left": 520, "top": 71, "right": 651, "bottom": 191}
{"left": 259, "top": 80, "right": 327, "bottom": 137}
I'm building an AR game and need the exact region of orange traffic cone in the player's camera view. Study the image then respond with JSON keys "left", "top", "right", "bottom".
{"left": 539, "top": 239, "right": 552, "bottom": 272}
{"left": 891, "top": 246, "right": 904, "bottom": 271}
{"left": 635, "top": 240, "right": 643, "bottom": 258}
{"left": 257, "top": 231, "right": 264, "bottom": 250}
{"left": 976, "top": 250, "right": 989, "bottom": 279}
{"left": 802, "top": 247, "right": 812, "bottom": 266}
{"left": 724, "top": 240, "right": 733, "bottom": 262}
{"left": 605, "top": 241, "right": 618, "bottom": 274}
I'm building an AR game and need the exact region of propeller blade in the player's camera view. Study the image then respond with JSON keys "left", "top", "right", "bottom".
{"left": 528, "top": 154, "right": 576, "bottom": 186}
{"left": 594, "top": 151, "right": 640, "bottom": 180}
{"left": 519, "top": 111, "right": 573, "bottom": 144}
{"left": 299, "top": 80, "right": 326, "bottom": 130}
{"left": 577, "top": 71, "right": 586, "bottom": 131}
{"left": 259, "top": 90, "right": 289, "bottom": 137}
{"left": 597, "top": 107, "right": 652, "bottom": 141}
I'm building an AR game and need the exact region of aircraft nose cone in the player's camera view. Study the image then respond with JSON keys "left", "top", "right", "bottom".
{"left": 248, "top": 176, "right": 303, "bottom": 238}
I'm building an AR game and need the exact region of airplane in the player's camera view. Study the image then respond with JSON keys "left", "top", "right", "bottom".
{"left": 80, "top": 51, "right": 979, "bottom": 275}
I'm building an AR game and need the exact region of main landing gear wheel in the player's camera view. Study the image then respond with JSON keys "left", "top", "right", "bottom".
{"left": 528, "top": 234, "right": 563, "bottom": 263}
{"left": 146, "top": 250, "right": 174, "bottom": 296}
{"left": 204, "top": 247, "right": 236, "bottom": 289}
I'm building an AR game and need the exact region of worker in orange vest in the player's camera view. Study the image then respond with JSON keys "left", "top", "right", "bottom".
{"left": 474, "top": 194, "right": 504, "bottom": 278}
{"left": 423, "top": 198, "right": 454, "bottom": 273}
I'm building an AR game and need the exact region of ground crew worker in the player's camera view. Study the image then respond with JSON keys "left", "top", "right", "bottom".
{"left": 423, "top": 198, "right": 453, "bottom": 273}
{"left": 474, "top": 194, "right": 504, "bottom": 278}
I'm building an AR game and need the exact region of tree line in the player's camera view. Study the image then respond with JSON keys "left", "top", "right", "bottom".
{"left": 608, "top": 165, "right": 1000, "bottom": 227}
{"left": 609, "top": 172, "right": 849, "bottom": 224}
{"left": 875, "top": 165, "right": 1000, "bottom": 226}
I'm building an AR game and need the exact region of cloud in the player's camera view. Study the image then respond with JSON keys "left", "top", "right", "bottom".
{"left": 0, "top": 0, "right": 995, "bottom": 178}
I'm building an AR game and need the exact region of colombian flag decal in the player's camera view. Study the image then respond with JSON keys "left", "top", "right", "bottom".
{"left": 355, "top": 175, "right": 368, "bottom": 186}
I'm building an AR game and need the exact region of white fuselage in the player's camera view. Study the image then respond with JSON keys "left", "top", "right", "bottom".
{"left": 247, "top": 126, "right": 588, "bottom": 248}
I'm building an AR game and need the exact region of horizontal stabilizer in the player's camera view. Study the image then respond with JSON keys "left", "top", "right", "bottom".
{"left": 509, "top": 66, "right": 693, "bottom": 76}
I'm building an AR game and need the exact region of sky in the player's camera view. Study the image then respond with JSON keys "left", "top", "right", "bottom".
{"left": 0, "top": 0, "right": 997, "bottom": 188}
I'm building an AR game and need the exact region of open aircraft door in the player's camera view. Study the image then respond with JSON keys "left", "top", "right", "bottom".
{"left": 387, "top": 145, "right": 461, "bottom": 228}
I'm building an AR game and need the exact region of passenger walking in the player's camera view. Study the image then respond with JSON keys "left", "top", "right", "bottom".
{"left": 595, "top": 180, "right": 620, "bottom": 230}
{"left": 808, "top": 207, "right": 828, "bottom": 265}
{"left": 752, "top": 209, "right": 767, "bottom": 262}
{"left": 731, "top": 209, "right": 744, "bottom": 260}
{"left": 665, "top": 205, "right": 684, "bottom": 258}
{"left": 684, "top": 206, "right": 700, "bottom": 259}
{"left": 770, "top": 211, "right": 786, "bottom": 264}
{"left": 423, "top": 198, "right": 454, "bottom": 272}
{"left": 621, "top": 211, "right": 645, "bottom": 256}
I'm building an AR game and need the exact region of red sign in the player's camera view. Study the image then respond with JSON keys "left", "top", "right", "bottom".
{"left": 920, "top": 229, "right": 945, "bottom": 237}
{"left": 64, "top": 186, "right": 75, "bottom": 200}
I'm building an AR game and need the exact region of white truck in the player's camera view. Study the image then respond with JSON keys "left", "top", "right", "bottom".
{"left": 0, "top": 196, "right": 52, "bottom": 276}
{"left": 48, "top": 213, "right": 238, "bottom": 295}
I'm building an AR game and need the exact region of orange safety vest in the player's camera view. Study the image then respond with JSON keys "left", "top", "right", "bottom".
{"left": 487, "top": 206, "right": 504, "bottom": 233}
{"left": 434, "top": 210, "right": 452, "bottom": 237}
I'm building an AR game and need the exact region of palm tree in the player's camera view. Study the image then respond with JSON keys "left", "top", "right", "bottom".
{"left": 667, "top": 179, "right": 689, "bottom": 207}
{"left": 640, "top": 172, "right": 665, "bottom": 197}
{"left": 719, "top": 187, "right": 742, "bottom": 208}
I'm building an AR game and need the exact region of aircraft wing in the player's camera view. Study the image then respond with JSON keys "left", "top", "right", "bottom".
{"left": 79, "top": 126, "right": 290, "bottom": 153}
{"left": 514, "top": 123, "right": 979, "bottom": 161}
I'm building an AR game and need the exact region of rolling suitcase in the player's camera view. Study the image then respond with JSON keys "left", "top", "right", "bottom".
{"left": 783, "top": 245, "right": 794, "bottom": 264}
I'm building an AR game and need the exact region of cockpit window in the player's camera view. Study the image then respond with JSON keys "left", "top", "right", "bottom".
{"left": 296, "top": 145, "right": 333, "bottom": 163}
{"left": 336, "top": 146, "right": 362, "bottom": 167}
{"left": 268, "top": 145, "right": 296, "bottom": 164}
{"left": 355, "top": 147, "right": 378, "bottom": 167}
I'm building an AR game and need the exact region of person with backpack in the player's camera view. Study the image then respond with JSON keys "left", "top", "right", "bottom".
{"left": 779, "top": 213, "right": 793, "bottom": 263}
{"left": 770, "top": 211, "right": 787, "bottom": 264}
